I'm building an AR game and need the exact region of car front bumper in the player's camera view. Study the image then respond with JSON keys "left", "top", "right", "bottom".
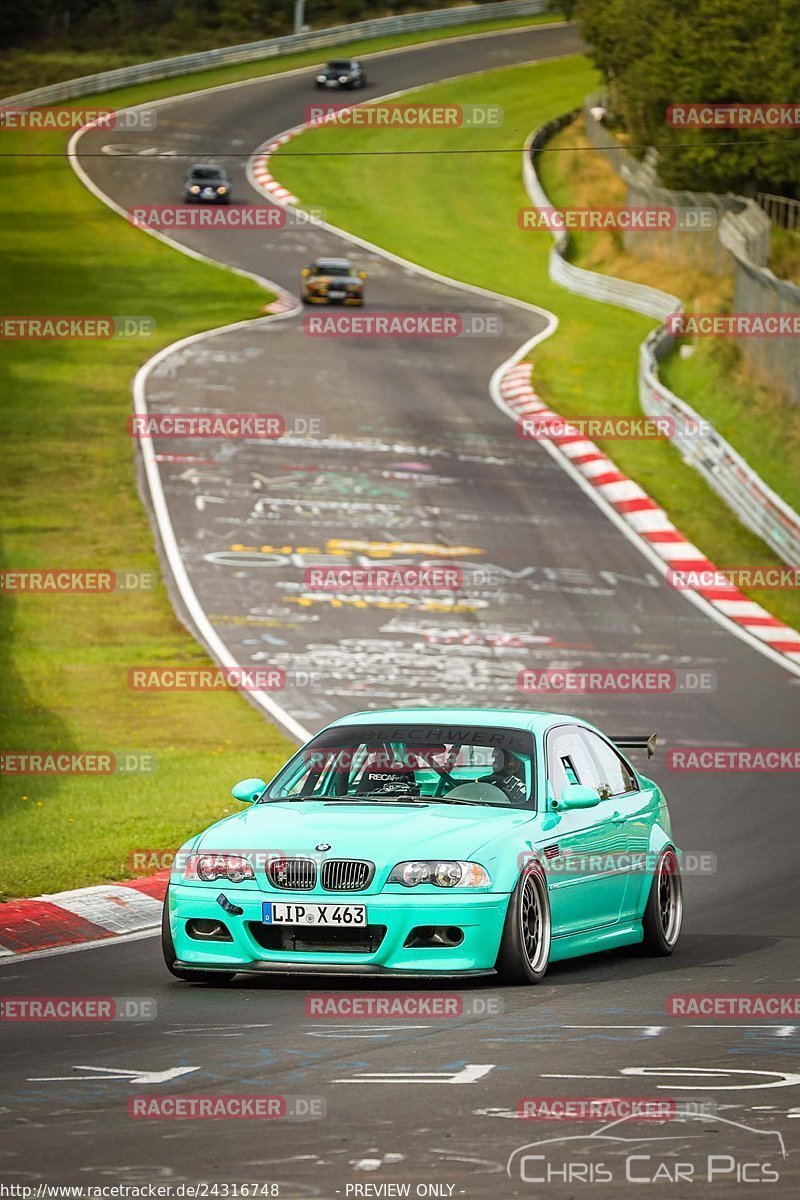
{"left": 304, "top": 293, "right": 364, "bottom": 304}
{"left": 168, "top": 883, "right": 509, "bottom": 975}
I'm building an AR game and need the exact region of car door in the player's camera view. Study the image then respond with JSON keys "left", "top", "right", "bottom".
{"left": 544, "top": 725, "right": 628, "bottom": 934}
{"left": 578, "top": 728, "right": 656, "bottom": 921}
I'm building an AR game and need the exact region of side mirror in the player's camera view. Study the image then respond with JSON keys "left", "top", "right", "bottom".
{"left": 300, "top": 268, "right": 311, "bottom": 277}
{"left": 358, "top": 270, "right": 367, "bottom": 280}
{"left": 231, "top": 777, "right": 266, "bottom": 804}
{"left": 555, "top": 783, "right": 601, "bottom": 811}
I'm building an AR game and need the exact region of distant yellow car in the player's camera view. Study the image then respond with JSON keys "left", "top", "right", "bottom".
{"left": 301, "top": 257, "right": 366, "bottom": 305}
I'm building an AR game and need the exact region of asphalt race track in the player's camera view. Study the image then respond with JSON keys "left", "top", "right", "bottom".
{"left": 2, "top": 22, "right": 800, "bottom": 1197}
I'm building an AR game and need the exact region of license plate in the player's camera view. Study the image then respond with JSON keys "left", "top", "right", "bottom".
{"left": 328, "top": 291, "right": 345, "bottom": 299}
{"left": 325, "top": 80, "right": 338, "bottom": 88}
{"left": 262, "top": 901, "right": 366, "bottom": 927}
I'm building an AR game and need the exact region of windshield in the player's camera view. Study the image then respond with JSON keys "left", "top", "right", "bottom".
{"left": 328, "top": 61, "right": 352, "bottom": 70}
{"left": 191, "top": 167, "right": 224, "bottom": 181}
{"left": 265, "top": 723, "right": 536, "bottom": 809}
{"left": 315, "top": 262, "right": 351, "bottom": 277}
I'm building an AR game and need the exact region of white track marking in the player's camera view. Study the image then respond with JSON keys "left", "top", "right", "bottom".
{"left": 29, "top": 1064, "right": 200, "bottom": 1084}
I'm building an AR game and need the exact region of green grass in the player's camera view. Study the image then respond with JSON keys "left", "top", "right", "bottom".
{"left": 0, "top": 14, "right": 560, "bottom": 97}
{"left": 0, "top": 119, "right": 298, "bottom": 899}
{"left": 769, "top": 225, "right": 800, "bottom": 285}
{"left": 273, "top": 55, "right": 800, "bottom": 633}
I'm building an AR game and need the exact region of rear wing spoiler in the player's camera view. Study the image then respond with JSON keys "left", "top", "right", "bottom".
{"left": 611, "top": 733, "right": 657, "bottom": 759}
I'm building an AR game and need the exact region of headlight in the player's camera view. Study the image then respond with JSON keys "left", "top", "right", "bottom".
{"left": 338, "top": 76, "right": 348, "bottom": 83}
{"left": 189, "top": 185, "right": 201, "bottom": 194}
{"left": 183, "top": 854, "right": 254, "bottom": 883}
{"left": 216, "top": 186, "right": 228, "bottom": 195}
{"left": 387, "top": 860, "right": 491, "bottom": 888}
{"left": 317, "top": 74, "right": 326, "bottom": 82}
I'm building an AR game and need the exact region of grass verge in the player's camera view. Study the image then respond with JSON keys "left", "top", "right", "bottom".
{"left": 0, "top": 118, "right": 298, "bottom": 899}
{"left": 540, "top": 117, "right": 800, "bottom": 522}
{"left": 273, "top": 55, "right": 800, "bottom": 632}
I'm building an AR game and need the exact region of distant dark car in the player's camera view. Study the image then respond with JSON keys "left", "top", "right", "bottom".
{"left": 315, "top": 59, "right": 366, "bottom": 90}
{"left": 183, "top": 164, "right": 231, "bottom": 204}
{"left": 301, "top": 257, "right": 367, "bottom": 305}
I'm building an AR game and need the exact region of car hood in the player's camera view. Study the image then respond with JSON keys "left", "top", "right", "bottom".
{"left": 195, "top": 799, "right": 535, "bottom": 863}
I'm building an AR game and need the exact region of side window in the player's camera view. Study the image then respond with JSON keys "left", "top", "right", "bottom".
{"left": 547, "top": 726, "right": 602, "bottom": 801}
{"left": 579, "top": 730, "right": 638, "bottom": 798}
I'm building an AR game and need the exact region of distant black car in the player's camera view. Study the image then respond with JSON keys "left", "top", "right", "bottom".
{"left": 301, "top": 257, "right": 367, "bottom": 305}
{"left": 315, "top": 59, "right": 366, "bottom": 90}
{"left": 183, "top": 164, "right": 231, "bottom": 204}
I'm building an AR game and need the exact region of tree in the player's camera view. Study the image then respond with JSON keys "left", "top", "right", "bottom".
{"left": 576, "top": 0, "right": 800, "bottom": 196}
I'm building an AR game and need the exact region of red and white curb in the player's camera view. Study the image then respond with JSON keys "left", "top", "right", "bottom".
{"left": 0, "top": 874, "right": 168, "bottom": 957}
{"left": 251, "top": 134, "right": 299, "bottom": 205}
{"left": 263, "top": 291, "right": 298, "bottom": 315}
{"left": 500, "top": 362, "right": 800, "bottom": 666}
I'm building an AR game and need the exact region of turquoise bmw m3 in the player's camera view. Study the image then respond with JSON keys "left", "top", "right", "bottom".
{"left": 162, "top": 707, "right": 682, "bottom": 984}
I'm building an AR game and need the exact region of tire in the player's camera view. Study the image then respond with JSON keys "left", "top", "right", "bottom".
{"left": 641, "top": 847, "right": 683, "bottom": 956}
{"left": 495, "top": 866, "right": 551, "bottom": 984}
{"left": 161, "top": 888, "right": 236, "bottom": 984}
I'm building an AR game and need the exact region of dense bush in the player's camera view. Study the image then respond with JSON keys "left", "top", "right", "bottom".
{"left": 0, "top": 0, "right": 471, "bottom": 54}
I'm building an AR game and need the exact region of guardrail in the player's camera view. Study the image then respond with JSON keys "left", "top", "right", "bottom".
{"left": 0, "top": 1, "right": 549, "bottom": 109}
{"left": 525, "top": 116, "right": 678, "bottom": 321}
{"left": 525, "top": 117, "right": 800, "bottom": 569}
{"left": 757, "top": 192, "right": 800, "bottom": 232}
{"left": 582, "top": 100, "right": 799, "bottom": 405}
